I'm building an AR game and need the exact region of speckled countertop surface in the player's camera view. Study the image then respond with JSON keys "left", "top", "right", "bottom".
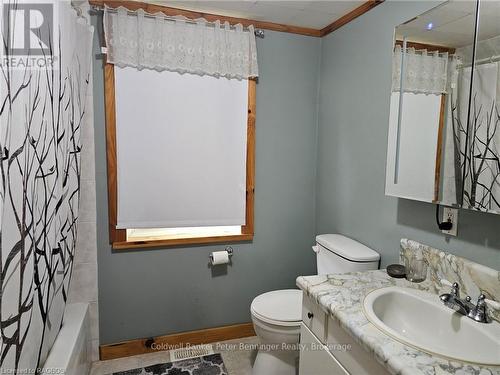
{"left": 296, "top": 270, "right": 500, "bottom": 375}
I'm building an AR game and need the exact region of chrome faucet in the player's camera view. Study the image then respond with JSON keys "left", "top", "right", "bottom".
{"left": 439, "top": 282, "right": 473, "bottom": 316}
{"left": 439, "top": 282, "right": 492, "bottom": 323}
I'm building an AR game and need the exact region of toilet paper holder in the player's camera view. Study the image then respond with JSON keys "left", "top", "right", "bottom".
{"left": 209, "top": 246, "right": 233, "bottom": 263}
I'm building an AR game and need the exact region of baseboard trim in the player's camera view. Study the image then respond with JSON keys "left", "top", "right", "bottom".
{"left": 99, "top": 322, "right": 256, "bottom": 360}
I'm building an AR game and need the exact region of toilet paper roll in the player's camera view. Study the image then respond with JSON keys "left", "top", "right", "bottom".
{"left": 210, "top": 250, "right": 230, "bottom": 265}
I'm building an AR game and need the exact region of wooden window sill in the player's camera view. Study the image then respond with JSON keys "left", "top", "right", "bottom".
{"left": 112, "top": 233, "right": 254, "bottom": 250}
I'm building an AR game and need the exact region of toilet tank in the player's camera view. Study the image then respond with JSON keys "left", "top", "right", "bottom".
{"left": 313, "top": 234, "right": 380, "bottom": 275}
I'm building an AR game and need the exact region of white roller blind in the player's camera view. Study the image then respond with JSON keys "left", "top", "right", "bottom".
{"left": 114, "top": 67, "right": 248, "bottom": 229}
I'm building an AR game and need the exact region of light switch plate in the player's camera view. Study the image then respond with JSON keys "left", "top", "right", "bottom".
{"left": 442, "top": 207, "right": 458, "bottom": 236}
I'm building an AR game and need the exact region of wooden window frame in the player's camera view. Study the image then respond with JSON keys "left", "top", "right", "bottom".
{"left": 104, "top": 63, "right": 255, "bottom": 250}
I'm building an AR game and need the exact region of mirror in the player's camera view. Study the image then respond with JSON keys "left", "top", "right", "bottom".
{"left": 461, "top": 1, "right": 500, "bottom": 213}
{"left": 385, "top": 1, "right": 478, "bottom": 207}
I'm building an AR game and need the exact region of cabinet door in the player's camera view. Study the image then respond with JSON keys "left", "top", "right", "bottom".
{"left": 302, "top": 293, "right": 328, "bottom": 343}
{"left": 326, "top": 317, "right": 388, "bottom": 375}
{"left": 299, "top": 323, "right": 348, "bottom": 375}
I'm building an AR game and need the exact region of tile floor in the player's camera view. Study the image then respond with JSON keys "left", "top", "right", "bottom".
{"left": 90, "top": 336, "right": 259, "bottom": 375}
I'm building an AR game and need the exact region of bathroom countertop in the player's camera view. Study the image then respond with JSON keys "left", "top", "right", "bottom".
{"left": 296, "top": 270, "right": 500, "bottom": 375}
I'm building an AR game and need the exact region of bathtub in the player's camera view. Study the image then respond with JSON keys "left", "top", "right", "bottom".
{"left": 43, "top": 303, "right": 92, "bottom": 375}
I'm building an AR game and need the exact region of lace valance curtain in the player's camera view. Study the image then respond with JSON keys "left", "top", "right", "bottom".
{"left": 103, "top": 6, "right": 259, "bottom": 79}
{"left": 392, "top": 45, "right": 449, "bottom": 94}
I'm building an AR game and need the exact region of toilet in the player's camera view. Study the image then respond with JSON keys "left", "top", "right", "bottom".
{"left": 250, "top": 234, "right": 380, "bottom": 375}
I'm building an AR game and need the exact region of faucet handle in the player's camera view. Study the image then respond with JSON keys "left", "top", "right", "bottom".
{"left": 476, "top": 293, "right": 499, "bottom": 307}
{"left": 474, "top": 294, "right": 488, "bottom": 315}
{"left": 476, "top": 294, "right": 486, "bottom": 306}
{"left": 440, "top": 279, "right": 460, "bottom": 296}
{"left": 468, "top": 293, "right": 492, "bottom": 323}
{"left": 450, "top": 282, "right": 460, "bottom": 297}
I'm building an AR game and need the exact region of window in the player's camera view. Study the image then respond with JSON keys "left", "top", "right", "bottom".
{"left": 104, "top": 64, "right": 255, "bottom": 249}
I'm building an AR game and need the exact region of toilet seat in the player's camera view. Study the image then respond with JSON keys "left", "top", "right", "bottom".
{"left": 251, "top": 289, "right": 302, "bottom": 327}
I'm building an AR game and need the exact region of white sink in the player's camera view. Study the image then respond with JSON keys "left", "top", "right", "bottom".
{"left": 363, "top": 286, "right": 500, "bottom": 365}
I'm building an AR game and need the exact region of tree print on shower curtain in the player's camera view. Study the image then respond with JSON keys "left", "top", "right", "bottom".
{"left": 462, "top": 62, "right": 500, "bottom": 212}
{"left": 445, "top": 61, "right": 500, "bottom": 213}
{"left": 0, "top": 1, "right": 93, "bottom": 371}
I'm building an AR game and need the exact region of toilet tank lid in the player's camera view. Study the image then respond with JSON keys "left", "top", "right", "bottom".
{"left": 316, "top": 234, "right": 380, "bottom": 262}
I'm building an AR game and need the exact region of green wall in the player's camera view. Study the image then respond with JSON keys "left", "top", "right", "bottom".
{"left": 92, "top": 16, "right": 321, "bottom": 344}
{"left": 316, "top": 1, "right": 500, "bottom": 270}
{"left": 93, "top": 1, "right": 500, "bottom": 344}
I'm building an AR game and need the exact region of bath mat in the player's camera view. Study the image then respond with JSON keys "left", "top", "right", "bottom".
{"left": 111, "top": 353, "right": 228, "bottom": 375}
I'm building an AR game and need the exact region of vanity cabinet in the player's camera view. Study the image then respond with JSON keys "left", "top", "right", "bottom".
{"left": 326, "top": 314, "right": 387, "bottom": 375}
{"left": 299, "top": 324, "right": 347, "bottom": 375}
{"left": 299, "top": 292, "right": 389, "bottom": 375}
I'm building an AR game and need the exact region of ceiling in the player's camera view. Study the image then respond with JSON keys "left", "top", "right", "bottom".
{"left": 148, "top": 1, "right": 366, "bottom": 29}
{"left": 396, "top": 0, "right": 500, "bottom": 49}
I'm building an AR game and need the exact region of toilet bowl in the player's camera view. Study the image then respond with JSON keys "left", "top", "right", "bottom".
{"left": 250, "top": 234, "right": 380, "bottom": 375}
{"left": 250, "top": 289, "right": 302, "bottom": 375}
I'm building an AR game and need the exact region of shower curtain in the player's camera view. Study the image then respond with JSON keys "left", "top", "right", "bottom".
{"left": 0, "top": 1, "right": 93, "bottom": 371}
{"left": 462, "top": 62, "right": 500, "bottom": 212}
{"left": 445, "top": 34, "right": 500, "bottom": 213}
{"left": 441, "top": 59, "right": 500, "bottom": 212}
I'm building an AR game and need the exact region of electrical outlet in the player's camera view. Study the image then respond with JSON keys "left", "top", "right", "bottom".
{"left": 442, "top": 207, "right": 458, "bottom": 236}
